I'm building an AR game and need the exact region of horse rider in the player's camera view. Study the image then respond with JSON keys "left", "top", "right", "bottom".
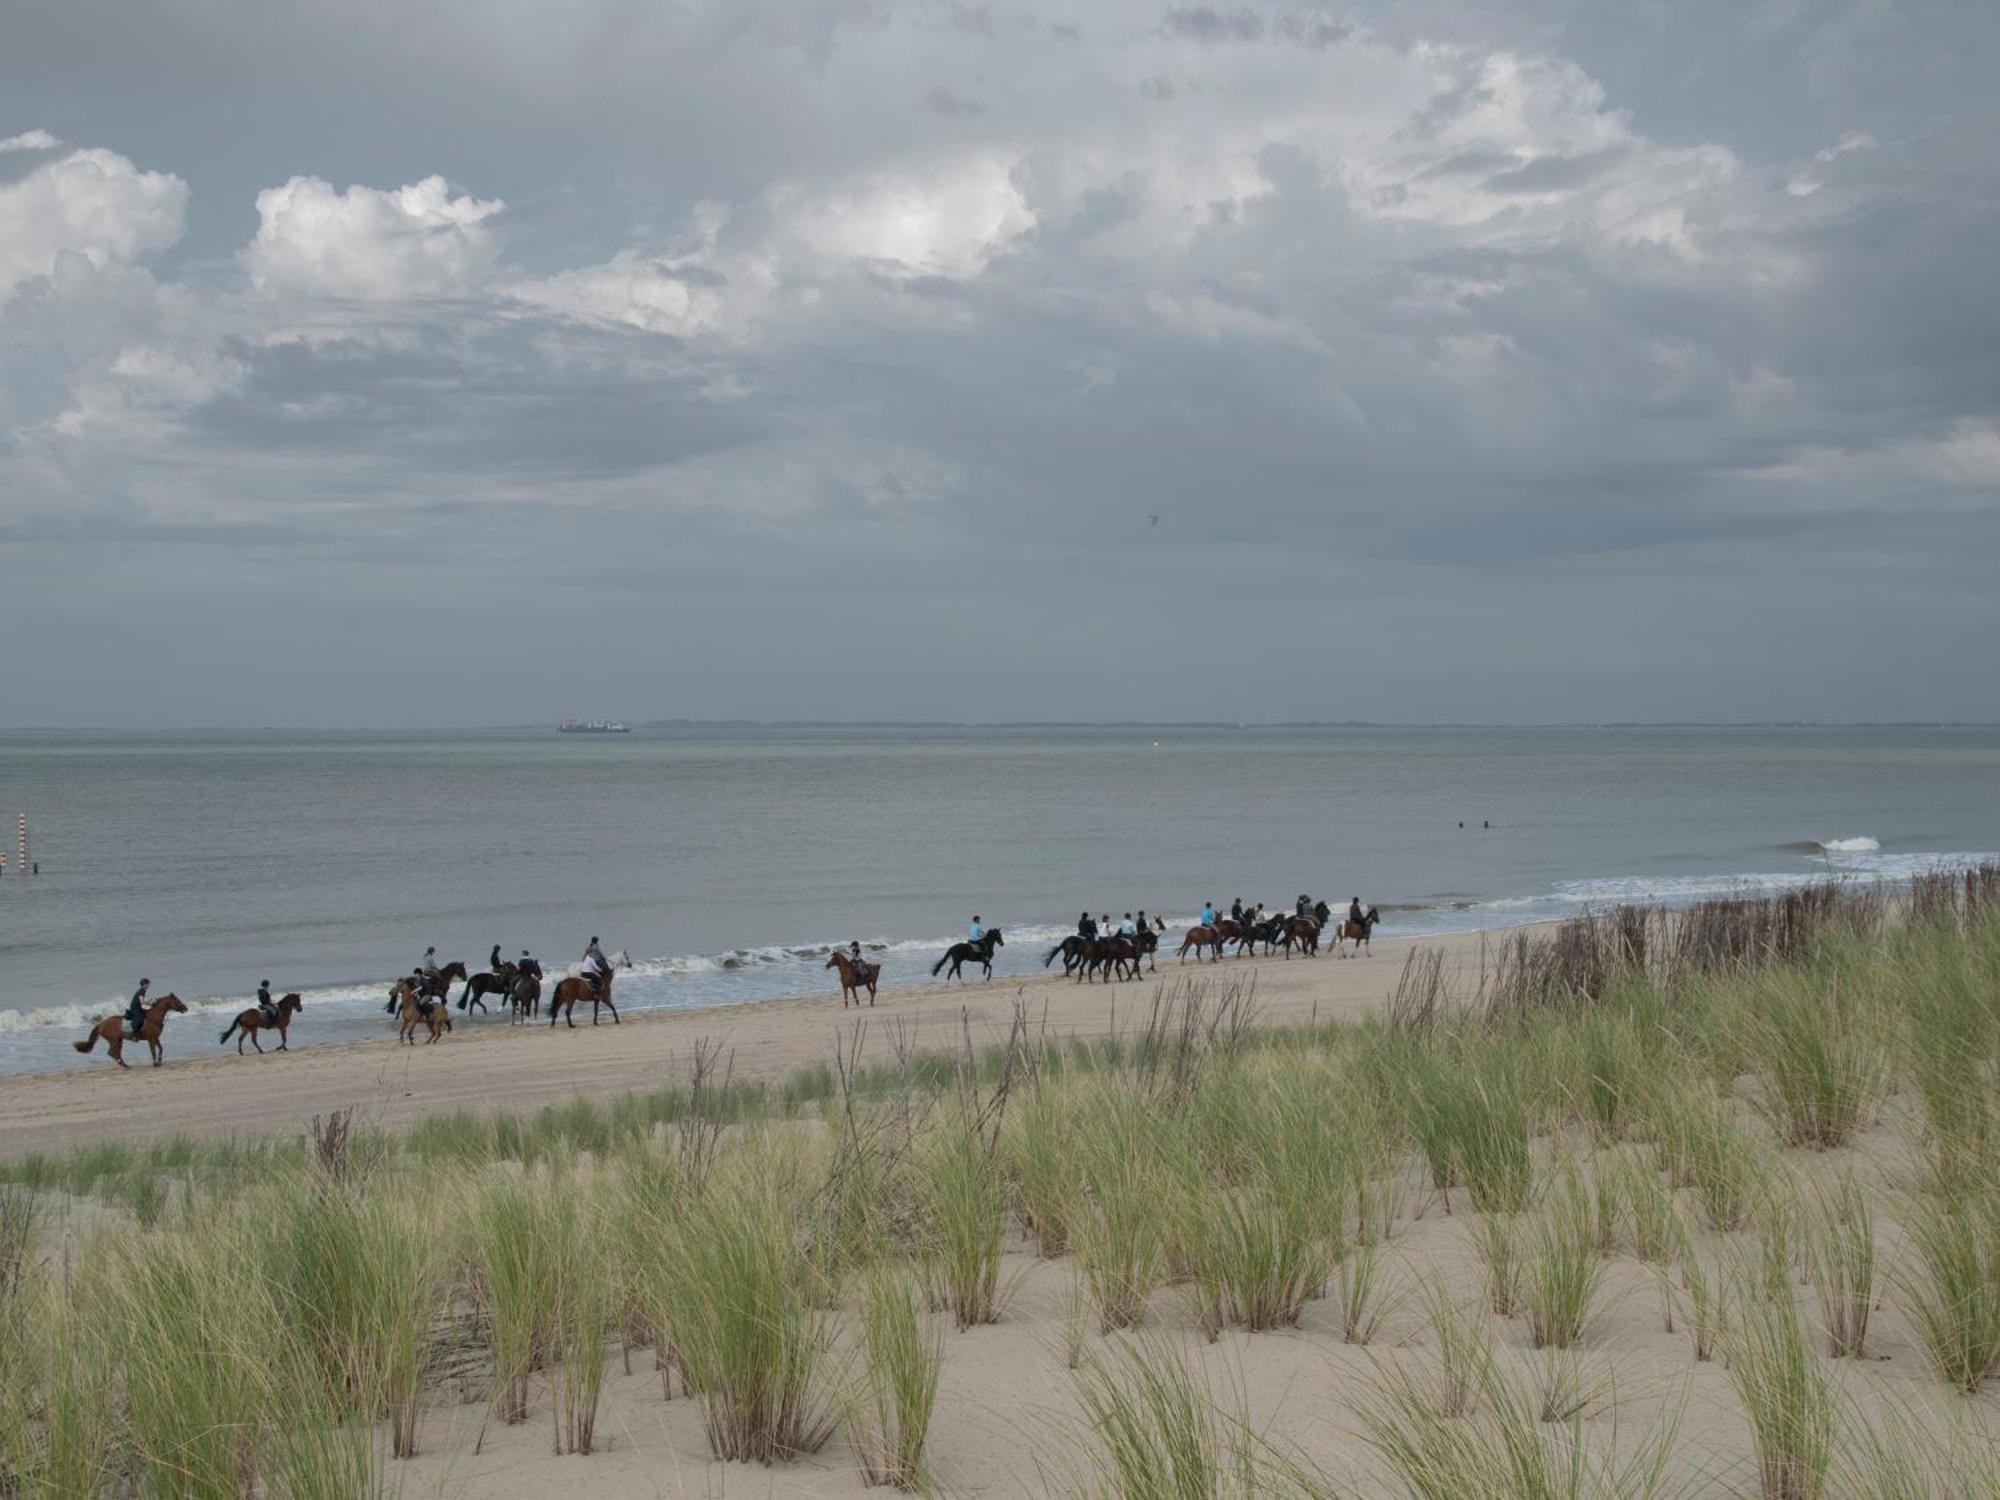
{"left": 1348, "top": 896, "right": 1366, "bottom": 929}
{"left": 968, "top": 915, "right": 984, "bottom": 947}
{"left": 125, "top": 978, "right": 151, "bottom": 1039}
{"left": 1119, "top": 912, "right": 1136, "bottom": 937}
{"left": 517, "top": 949, "right": 542, "bottom": 981}
{"left": 1200, "top": 900, "right": 1215, "bottom": 927}
{"left": 1078, "top": 911, "right": 1096, "bottom": 939}
{"left": 1100, "top": 914, "right": 1113, "bottom": 941}
{"left": 848, "top": 941, "right": 871, "bottom": 982}
{"left": 1296, "top": 893, "right": 1312, "bottom": 919}
{"left": 581, "top": 936, "right": 611, "bottom": 996}
{"left": 256, "top": 979, "right": 279, "bottom": 1026}
{"left": 418, "top": 947, "right": 442, "bottom": 993}
{"left": 489, "top": 943, "right": 506, "bottom": 975}
{"left": 1229, "top": 898, "right": 1244, "bottom": 925}
{"left": 1136, "top": 909, "right": 1151, "bottom": 935}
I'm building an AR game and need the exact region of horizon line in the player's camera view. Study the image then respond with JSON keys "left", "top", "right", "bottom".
{"left": 5, "top": 718, "right": 1999, "bottom": 734}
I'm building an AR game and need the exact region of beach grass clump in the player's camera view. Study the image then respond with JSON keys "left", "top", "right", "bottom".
{"left": 659, "top": 1166, "right": 835, "bottom": 1462}
{"left": 1738, "top": 967, "right": 1887, "bottom": 1150}
{"left": 1360, "top": 1335, "right": 1683, "bottom": 1500}
{"left": 1415, "top": 1273, "right": 1491, "bottom": 1419}
{"left": 470, "top": 1173, "right": 560, "bottom": 1424}
{"left": 1471, "top": 1210, "right": 1522, "bottom": 1318}
{"left": 1799, "top": 1173, "right": 1874, "bottom": 1359}
{"left": 1073, "top": 1097, "right": 1169, "bottom": 1332}
{"left": 1611, "top": 1149, "right": 1675, "bottom": 1264}
{"left": 1, "top": 1276, "right": 124, "bottom": 1500}
{"left": 1520, "top": 1163, "right": 1605, "bottom": 1350}
{"left": 100, "top": 1223, "right": 271, "bottom": 1497}
{"left": 1895, "top": 1188, "right": 2000, "bottom": 1393}
{"left": 1066, "top": 1335, "right": 1335, "bottom": 1499}
{"left": 259, "top": 1171, "right": 444, "bottom": 1457}
{"left": 534, "top": 1183, "right": 614, "bottom": 1455}
{"left": 1013, "top": 1079, "right": 1082, "bottom": 1257}
{"left": 850, "top": 1269, "right": 945, "bottom": 1489}
{"left": 1897, "top": 929, "right": 1997, "bottom": 1191}
{"left": 1681, "top": 1089, "right": 1760, "bottom": 1233}
{"left": 1721, "top": 1275, "right": 1836, "bottom": 1500}
{"left": 926, "top": 1117, "right": 1006, "bottom": 1329}
{"left": 1189, "top": 1185, "right": 1324, "bottom": 1337}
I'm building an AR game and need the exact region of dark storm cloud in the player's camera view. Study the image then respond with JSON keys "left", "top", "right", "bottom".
{"left": 0, "top": 1, "right": 1996, "bottom": 727}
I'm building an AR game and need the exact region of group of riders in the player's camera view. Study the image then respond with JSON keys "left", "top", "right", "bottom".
{"left": 383, "top": 937, "right": 617, "bottom": 1021}
{"left": 115, "top": 935, "right": 620, "bottom": 1052}
{"left": 111, "top": 891, "right": 1382, "bottom": 1055}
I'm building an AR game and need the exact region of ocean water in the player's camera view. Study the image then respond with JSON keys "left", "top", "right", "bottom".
{"left": 2, "top": 724, "right": 1997, "bottom": 1076}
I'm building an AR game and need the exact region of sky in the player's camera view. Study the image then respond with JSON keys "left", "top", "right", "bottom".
{"left": 2, "top": 0, "right": 1996, "bottom": 727}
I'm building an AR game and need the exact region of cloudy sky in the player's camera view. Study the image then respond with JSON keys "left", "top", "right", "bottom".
{"left": 3, "top": 1, "right": 1996, "bottom": 727}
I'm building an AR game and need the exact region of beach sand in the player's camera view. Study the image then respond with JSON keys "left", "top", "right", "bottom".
{"left": 0, "top": 929, "right": 1495, "bottom": 1157}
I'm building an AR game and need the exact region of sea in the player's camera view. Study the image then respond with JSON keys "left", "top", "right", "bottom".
{"left": 2, "top": 724, "right": 1997, "bottom": 1077}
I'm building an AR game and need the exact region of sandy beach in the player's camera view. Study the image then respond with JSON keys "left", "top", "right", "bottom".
{"left": 0, "top": 929, "right": 1499, "bottom": 1158}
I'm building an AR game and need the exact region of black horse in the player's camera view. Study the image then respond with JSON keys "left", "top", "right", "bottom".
{"left": 1043, "top": 934, "right": 1090, "bottom": 973}
{"left": 458, "top": 963, "right": 517, "bottom": 1014}
{"left": 932, "top": 929, "right": 1005, "bottom": 982}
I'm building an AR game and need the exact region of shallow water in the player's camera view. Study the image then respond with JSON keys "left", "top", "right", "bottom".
{"left": 2, "top": 724, "right": 1996, "bottom": 1074}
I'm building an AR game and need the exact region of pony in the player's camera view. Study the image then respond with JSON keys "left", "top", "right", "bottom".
{"left": 827, "top": 949, "right": 879, "bottom": 1007}
{"left": 549, "top": 951, "right": 630, "bottom": 1029}
{"left": 1333, "top": 907, "right": 1381, "bottom": 955}
{"left": 458, "top": 963, "right": 517, "bottom": 1014}
{"left": 75, "top": 993, "right": 187, "bottom": 1068}
{"left": 1177, "top": 924, "right": 1227, "bottom": 963}
{"left": 930, "top": 929, "right": 1004, "bottom": 983}
{"left": 391, "top": 979, "right": 451, "bottom": 1044}
{"left": 219, "top": 993, "right": 303, "bottom": 1054}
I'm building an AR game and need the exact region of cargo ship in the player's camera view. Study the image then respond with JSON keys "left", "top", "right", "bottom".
{"left": 557, "top": 719, "right": 632, "bottom": 734}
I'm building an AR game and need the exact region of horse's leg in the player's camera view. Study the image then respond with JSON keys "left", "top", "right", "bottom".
{"left": 110, "top": 1033, "right": 129, "bottom": 1068}
{"left": 250, "top": 1031, "right": 263, "bottom": 1053}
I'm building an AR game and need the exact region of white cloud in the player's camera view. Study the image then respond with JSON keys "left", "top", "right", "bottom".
{"left": 0, "top": 139, "right": 187, "bottom": 300}
{"left": 242, "top": 174, "right": 505, "bottom": 298}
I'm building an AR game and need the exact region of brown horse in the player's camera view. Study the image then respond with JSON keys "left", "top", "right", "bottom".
{"left": 549, "top": 953, "right": 628, "bottom": 1029}
{"left": 219, "top": 993, "right": 303, "bottom": 1053}
{"left": 1177, "top": 924, "right": 1227, "bottom": 963}
{"left": 392, "top": 980, "right": 451, "bottom": 1044}
{"left": 509, "top": 971, "right": 541, "bottom": 1023}
{"left": 826, "top": 950, "right": 879, "bottom": 1007}
{"left": 1278, "top": 916, "right": 1321, "bottom": 958}
{"left": 75, "top": 994, "right": 188, "bottom": 1068}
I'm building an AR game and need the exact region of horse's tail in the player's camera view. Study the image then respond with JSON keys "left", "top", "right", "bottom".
{"left": 1043, "top": 944, "right": 1063, "bottom": 969}
{"left": 74, "top": 1028, "right": 99, "bottom": 1054}
{"left": 931, "top": 951, "right": 950, "bottom": 977}
{"left": 219, "top": 1018, "right": 238, "bottom": 1045}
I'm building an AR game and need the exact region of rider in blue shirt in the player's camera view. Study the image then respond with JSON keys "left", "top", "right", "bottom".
{"left": 969, "top": 916, "right": 984, "bottom": 945}
{"left": 1200, "top": 901, "right": 1215, "bottom": 926}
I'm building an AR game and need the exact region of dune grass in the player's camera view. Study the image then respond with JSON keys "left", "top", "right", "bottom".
{"left": 3, "top": 888, "right": 1999, "bottom": 1490}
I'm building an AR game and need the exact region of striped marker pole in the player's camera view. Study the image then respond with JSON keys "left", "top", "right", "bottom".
{"left": 17, "top": 814, "right": 25, "bottom": 876}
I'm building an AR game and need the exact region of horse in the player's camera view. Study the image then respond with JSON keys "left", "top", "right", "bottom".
{"left": 74, "top": 994, "right": 187, "bottom": 1068}
{"left": 391, "top": 980, "right": 452, "bottom": 1044}
{"left": 509, "top": 971, "right": 542, "bottom": 1023}
{"left": 931, "top": 929, "right": 1004, "bottom": 983}
{"left": 1081, "top": 934, "right": 1142, "bottom": 983}
{"left": 1333, "top": 907, "right": 1381, "bottom": 955}
{"left": 549, "top": 952, "right": 630, "bottom": 1029}
{"left": 383, "top": 961, "right": 467, "bottom": 1016}
{"left": 827, "top": 950, "right": 879, "bottom": 1007}
{"left": 219, "top": 993, "right": 303, "bottom": 1054}
{"left": 1278, "top": 916, "right": 1321, "bottom": 959}
{"left": 458, "top": 963, "right": 516, "bottom": 1014}
{"left": 1177, "top": 924, "right": 1227, "bottom": 963}
{"left": 1043, "top": 935, "right": 1090, "bottom": 973}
